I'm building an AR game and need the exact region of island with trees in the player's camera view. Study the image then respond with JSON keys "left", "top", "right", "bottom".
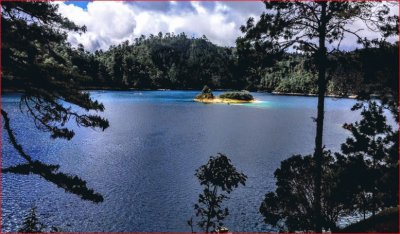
{"left": 194, "top": 86, "right": 255, "bottom": 104}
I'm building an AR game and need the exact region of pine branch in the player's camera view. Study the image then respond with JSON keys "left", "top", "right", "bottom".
{"left": 1, "top": 109, "right": 104, "bottom": 203}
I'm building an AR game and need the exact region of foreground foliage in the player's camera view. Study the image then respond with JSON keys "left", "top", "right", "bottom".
{"left": 260, "top": 151, "right": 340, "bottom": 232}
{"left": 338, "top": 101, "right": 398, "bottom": 217}
{"left": 2, "top": 2, "right": 108, "bottom": 202}
{"left": 241, "top": 1, "right": 397, "bottom": 231}
{"left": 189, "top": 153, "right": 247, "bottom": 232}
{"left": 260, "top": 101, "right": 398, "bottom": 232}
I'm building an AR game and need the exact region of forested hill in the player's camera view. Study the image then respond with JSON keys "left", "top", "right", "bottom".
{"left": 70, "top": 33, "right": 241, "bottom": 90}
{"left": 3, "top": 32, "right": 397, "bottom": 95}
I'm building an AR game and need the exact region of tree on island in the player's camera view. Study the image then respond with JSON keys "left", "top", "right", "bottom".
{"left": 240, "top": 1, "right": 398, "bottom": 231}
{"left": 219, "top": 91, "right": 254, "bottom": 101}
{"left": 195, "top": 85, "right": 215, "bottom": 99}
{"left": 2, "top": 2, "right": 108, "bottom": 202}
{"left": 189, "top": 153, "right": 247, "bottom": 233}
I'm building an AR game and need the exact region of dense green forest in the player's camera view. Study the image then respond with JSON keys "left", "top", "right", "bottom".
{"left": 4, "top": 31, "right": 396, "bottom": 96}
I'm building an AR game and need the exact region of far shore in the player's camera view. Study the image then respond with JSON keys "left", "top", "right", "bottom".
{"left": 271, "top": 91, "right": 358, "bottom": 99}
{"left": 1, "top": 88, "right": 359, "bottom": 99}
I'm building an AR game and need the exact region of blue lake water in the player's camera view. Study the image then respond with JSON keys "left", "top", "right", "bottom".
{"left": 2, "top": 91, "right": 362, "bottom": 232}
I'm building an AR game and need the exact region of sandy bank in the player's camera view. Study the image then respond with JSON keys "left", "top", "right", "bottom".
{"left": 194, "top": 98, "right": 256, "bottom": 104}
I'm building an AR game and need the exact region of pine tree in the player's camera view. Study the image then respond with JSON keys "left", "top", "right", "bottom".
{"left": 2, "top": 2, "right": 108, "bottom": 202}
{"left": 240, "top": 2, "right": 398, "bottom": 231}
{"left": 340, "top": 101, "right": 395, "bottom": 216}
{"left": 189, "top": 153, "right": 247, "bottom": 232}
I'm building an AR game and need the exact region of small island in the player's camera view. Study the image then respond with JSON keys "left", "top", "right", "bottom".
{"left": 194, "top": 86, "right": 255, "bottom": 104}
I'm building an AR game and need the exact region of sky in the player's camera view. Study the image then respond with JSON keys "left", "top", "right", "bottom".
{"left": 57, "top": 1, "right": 398, "bottom": 52}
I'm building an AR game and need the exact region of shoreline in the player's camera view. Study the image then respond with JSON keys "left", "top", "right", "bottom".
{"left": 194, "top": 98, "right": 256, "bottom": 104}
{"left": 270, "top": 91, "right": 358, "bottom": 99}
{"left": 1, "top": 88, "right": 358, "bottom": 99}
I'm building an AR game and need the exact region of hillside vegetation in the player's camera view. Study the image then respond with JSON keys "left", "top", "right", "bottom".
{"left": 4, "top": 32, "right": 396, "bottom": 97}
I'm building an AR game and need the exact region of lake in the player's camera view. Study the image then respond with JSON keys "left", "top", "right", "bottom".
{"left": 2, "top": 91, "right": 361, "bottom": 232}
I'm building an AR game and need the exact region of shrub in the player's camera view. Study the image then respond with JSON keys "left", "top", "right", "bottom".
{"left": 219, "top": 91, "right": 254, "bottom": 101}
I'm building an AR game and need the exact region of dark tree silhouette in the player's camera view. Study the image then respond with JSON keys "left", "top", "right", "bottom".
{"left": 339, "top": 101, "right": 396, "bottom": 217}
{"left": 3, "top": 161, "right": 104, "bottom": 203}
{"left": 259, "top": 151, "right": 346, "bottom": 232}
{"left": 189, "top": 153, "right": 247, "bottom": 232}
{"left": 240, "top": 2, "right": 398, "bottom": 231}
{"left": 260, "top": 101, "right": 398, "bottom": 232}
{"left": 355, "top": 42, "right": 399, "bottom": 117}
{"left": 2, "top": 2, "right": 108, "bottom": 202}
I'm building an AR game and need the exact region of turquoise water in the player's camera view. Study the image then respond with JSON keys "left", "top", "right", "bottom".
{"left": 2, "top": 91, "right": 360, "bottom": 232}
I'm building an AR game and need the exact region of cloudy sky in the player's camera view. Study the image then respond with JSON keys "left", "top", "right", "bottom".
{"left": 57, "top": 1, "right": 398, "bottom": 52}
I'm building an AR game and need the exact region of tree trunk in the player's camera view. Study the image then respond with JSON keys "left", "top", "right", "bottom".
{"left": 313, "top": 2, "right": 327, "bottom": 233}
{"left": 363, "top": 203, "right": 366, "bottom": 220}
{"left": 206, "top": 186, "right": 212, "bottom": 233}
{"left": 372, "top": 156, "right": 376, "bottom": 217}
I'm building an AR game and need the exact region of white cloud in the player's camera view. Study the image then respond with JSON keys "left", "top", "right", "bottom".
{"left": 56, "top": 1, "right": 264, "bottom": 51}
{"left": 57, "top": 1, "right": 137, "bottom": 51}
{"left": 56, "top": 1, "right": 398, "bottom": 52}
